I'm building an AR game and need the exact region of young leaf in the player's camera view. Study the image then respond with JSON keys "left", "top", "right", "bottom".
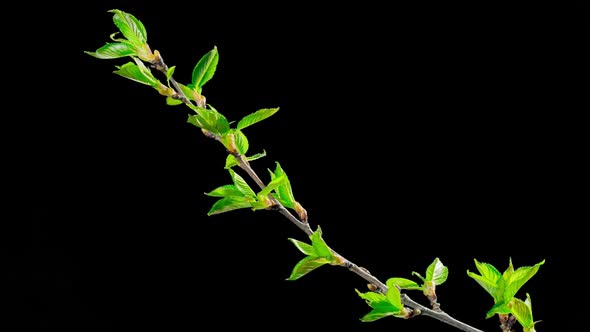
{"left": 166, "top": 65, "right": 176, "bottom": 82}
{"left": 356, "top": 289, "right": 387, "bottom": 303}
{"left": 178, "top": 82, "right": 202, "bottom": 104}
{"left": 205, "top": 184, "right": 243, "bottom": 197}
{"left": 287, "top": 256, "right": 330, "bottom": 280}
{"left": 426, "top": 258, "right": 449, "bottom": 285}
{"left": 359, "top": 310, "right": 395, "bottom": 322}
{"left": 386, "top": 286, "right": 403, "bottom": 310}
{"left": 273, "top": 162, "right": 296, "bottom": 208}
{"left": 233, "top": 130, "right": 249, "bottom": 155}
{"left": 485, "top": 302, "right": 512, "bottom": 318}
{"left": 355, "top": 289, "right": 405, "bottom": 322}
{"left": 187, "top": 107, "right": 230, "bottom": 135}
{"left": 225, "top": 155, "right": 239, "bottom": 169}
{"left": 504, "top": 260, "right": 545, "bottom": 301}
{"left": 387, "top": 277, "right": 423, "bottom": 291}
{"left": 311, "top": 226, "right": 333, "bottom": 259}
{"left": 511, "top": 296, "right": 535, "bottom": 330}
{"left": 85, "top": 42, "right": 136, "bottom": 59}
{"left": 288, "top": 238, "right": 315, "bottom": 256}
{"left": 113, "top": 59, "right": 158, "bottom": 86}
{"left": 109, "top": 9, "right": 147, "bottom": 46}
{"left": 229, "top": 169, "right": 256, "bottom": 197}
{"left": 166, "top": 97, "right": 183, "bottom": 106}
{"left": 258, "top": 174, "right": 287, "bottom": 197}
{"left": 474, "top": 259, "right": 502, "bottom": 284}
{"left": 207, "top": 196, "right": 253, "bottom": 216}
{"left": 192, "top": 46, "right": 219, "bottom": 93}
{"left": 236, "top": 107, "right": 280, "bottom": 130}
{"left": 467, "top": 271, "right": 500, "bottom": 299}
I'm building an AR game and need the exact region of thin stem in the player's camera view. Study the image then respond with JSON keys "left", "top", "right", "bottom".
{"left": 235, "top": 154, "right": 485, "bottom": 332}
{"left": 151, "top": 50, "right": 485, "bottom": 332}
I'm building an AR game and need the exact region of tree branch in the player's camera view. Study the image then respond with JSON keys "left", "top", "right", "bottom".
{"left": 151, "top": 50, "right": 486, "bottom": 332}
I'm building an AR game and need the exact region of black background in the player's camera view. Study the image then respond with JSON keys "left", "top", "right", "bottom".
{"left": 15, "top": 0, "right": 587, "bottom": 331}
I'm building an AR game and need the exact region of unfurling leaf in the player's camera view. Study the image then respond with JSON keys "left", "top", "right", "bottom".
{"left": 485, "top": 302, "right": 511, "bottom": 318}
{"left": 288, "top": 238, "right": 315, "bottom": 256}
{"left": 503, "top": 260, "right": 545, "bottom": 301}
{"left": 192, "top": 46, "right": 219, "bottom": 93}
{"left": 187, "top": 107, "right": 230, "bottom": 136}
{"left": 386, "top": 286, "right": 403, "bottom": 310}
{"left": 386, "top": 278, "right": 423, "bottom": 291}
{"left": 311, "top": 226, "right": 333, "bottom": 259}
{"left": 207, "top": 196, "right": 253, "bottom": 216}
{"left": 233, "top": 130, "right": 249, "bottom": 154}
{"left": 113, "top": 58, "right": 159, "bottom": 86}
{"left": 355, "top": 289, "right": 406, "bottom": 322}
{"left": 205, "top": 184, "right": 243, "bottom": 198}
{"left": 426, "top": 257, "right": 449, "bottom": 285}
{"left": 512, "top": 294, "right": 539, "bottom": 332}
{"left": 287, "top": 256, "right": 330, "bottom": 280}
{"left": 229, "top": 169, "right": 256, "bottom": 197}
{"left": 272, "top": 162, "right": 296, "bottom": 207}
{"left": 258, "top": 174, "right": 287, "bottom": 197}
{"left": 109, "top": 9, "right": 147, "bottom": 46}
{"left": 166, "top": 66, "right": 176, "bottom": 82}
{"left": 287, "top": 227, "right": 340, "bottom": 280}
{"left": 237, "top": 108, "right": 279, "bottom": 130}
{"left": 85, "top": 42, "right": 136, "bottom": 59}
{"left": 166, "top": 97, "right": 183, "bottom": 106}
{"left": 468, "top": 258, "right": 544, "bottom": 321}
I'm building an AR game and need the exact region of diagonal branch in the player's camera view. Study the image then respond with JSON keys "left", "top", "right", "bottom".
{"left": 151, "top": 51, "right": 485, "bottom": 332}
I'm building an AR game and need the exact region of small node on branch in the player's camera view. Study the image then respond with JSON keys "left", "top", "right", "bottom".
{"left": 367, "top": 283, "right": 378, "bottom": 291}
{"left": 150, "top": 50, "right": 166, "bottom": 71}
{"left": 294, "top": 201, "right": 308, "bottom": 223}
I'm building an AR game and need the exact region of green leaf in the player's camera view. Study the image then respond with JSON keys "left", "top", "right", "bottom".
{"left": 109, "top": 9, "right": 147, "bottom": 46}
{"left": 225, "top": 155, "right": 239, "bottom": 169}
{"left": 207, "top": 196, "right": 252, "bottom": 216}
{"left": 356, "top": 289, "right": 387, "bottom": 303}
{"left": 258, "top": 174, "right": 287, "bottom": 197}
{"left": 387, "top": 278, "right": 423, "bottom": 290}
{"left": 311, "top": 226, "right": 332, "bottom": 259}
{"left": 166, "top": 97, "right": 183, "bottom": 106}
{"left": 288, "top": 238, "right": 315, "bottom": 256}
{"left": 233, "top": 130, "right": 249, "bottom": 155}
{"left": 426, "top": 258, "right": 449, "bottom": 285}
{"left": 166, "top": 66, "right": 176, "bottom": 82}
{"left": 287, "top": 256, "right": 330, "bottom": 280}
{"left": 85, "top": 42, "right": 136, "bottom": 59}
{"left": 187, "top": 107, "right": 230, "bottom": 135}
{"left": 386, "top": 286, "right": 403, "bottom": 310}
{"left": 504, "top": 260, "right": 545, "bottom": 301}
{"left": 467, "top": 271, "right": 500, "bottom": 300}
{"left": 236, "top": 107, "right": 280, "bottom": 130}
{"left": 355, "top": 289, "right": 404, "bottom": 322}
{"left": 359, "top": 310, "right": 394, "bottom": 322}
{"left": 191, "top": 46, "right": 219, "bottom": 93}
{"left": 177, "top": 83, "right": 201, "bottom": 103}
{"left": 511, "top": 297, "right": 534, "bottom": 329}
{"left": 474, "top": 259, "right": 503, "bottom": 284}
{"left": 201, "top": 108, "right": 230, "bottom": 135}
{"left": 229, "top": 169, "right": 256, "bottom": 197}
{"left": 113, "top": 58, "right": 159, "bottom": 86}
{"left": 273, "top": 162, "right": 296, "bottom": 208}
{"left": 205, "top": 184, "right": 243, "bottom": 198}
{"left": 486, "top": 302, "right": 511, "bottom": 318}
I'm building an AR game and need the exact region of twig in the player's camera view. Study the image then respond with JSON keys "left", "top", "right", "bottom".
{"left": 151, "top": 51, "right": 486, "bottom": 332}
